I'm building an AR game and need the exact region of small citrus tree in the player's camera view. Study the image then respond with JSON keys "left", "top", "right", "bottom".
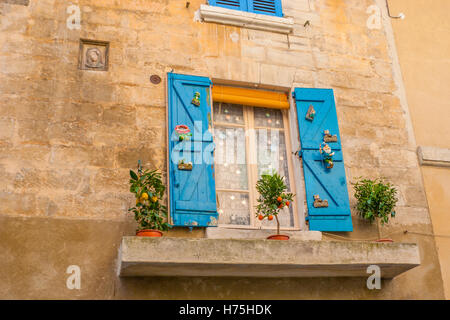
{"left": 255, "top": 171, "right": 294, "bottom": 236}
{"left": 353, "top": 178, "right": 397, "bottom": 239}
{"left": 128, "top": 168, "right": 170, "bottom": 232}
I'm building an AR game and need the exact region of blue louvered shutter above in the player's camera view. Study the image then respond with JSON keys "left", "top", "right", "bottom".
{"left": 209, "top": 0, "right": 283, "bottom": 17}
{"left": 208, "top": 0, "right": 247, "bottom": 11}
{"left": 294, "top": 88, "right": 353, "bottom": 232}
{"left": 248, "top": 0, "right": 283, "bottom": 17}
{"left": 168, "top": 73, "right": 218, "bottom": 228}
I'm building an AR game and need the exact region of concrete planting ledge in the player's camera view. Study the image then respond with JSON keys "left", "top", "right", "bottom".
{"left": 118, "top": 237, "right": 420, "bottom": 279}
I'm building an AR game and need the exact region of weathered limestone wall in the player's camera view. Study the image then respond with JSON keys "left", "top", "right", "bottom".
{"left": 390, "top": 0, "right": 450, "bottom": 299}
{"left": 0, "top": 0, "right": 445, "bottom": 298}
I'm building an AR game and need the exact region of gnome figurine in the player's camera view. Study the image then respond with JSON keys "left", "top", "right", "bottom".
{"left": 191, "top": 92, "right": 201, "bottom": 106}
{"left": 319, "top": 142, "right": 335, "bottom": 169}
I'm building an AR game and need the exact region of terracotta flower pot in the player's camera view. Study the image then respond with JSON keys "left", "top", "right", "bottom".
{"left": 267, "top": 234, "right": 290, "bottom": 240}
{"left": 136, "top": 229, "right": 163, "bottom": 237}
{"left": 375, "top": 238, "right": 394, "bottom": 243}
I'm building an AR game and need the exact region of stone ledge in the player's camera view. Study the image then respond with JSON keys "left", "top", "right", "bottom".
{"left": 417, "top": 146, "right": 450, "bottom": 167}
{"left": 118, "top": 237, "right": 420, "bottom": 279}
{"left": 0, "top": 0, "right": 29, "bottom": 5}
{"left": 198, "top": 4, "right": 294, "bottom": 34}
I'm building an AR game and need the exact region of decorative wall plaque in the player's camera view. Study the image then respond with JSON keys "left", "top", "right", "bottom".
{"left": 150, "top": 75, "right": 161, "bottom": 84}
{"left": 78, "top": 39, "right": 109, "bottom": 71}
{"left": 313, "top": 195, "right": 329, "bottom": 208}
{"left": 175, "top": 125, "right": 192, "bottom": 141}
{"left": 323, "top": 130, "right": 338, "bottom": 143}
{"left": 178, "top": 160, "right": 193, "bottom": 171}
{"left": 305, "top": 105, "right": 316, "bottom": 121}
{"left": 191, "top": 92, "right": 201, "bottom": 106}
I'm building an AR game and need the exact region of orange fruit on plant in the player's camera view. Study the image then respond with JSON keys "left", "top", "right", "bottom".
{"left": 258, "top": 214, "right": 264, "bottom": 220}
{"left": 278, "top": 204, "right": 284, "bottom": 209}
{"left": 285, "top": 201, "right": 290, "bottom": 207}
{"left": 151, "top": 196, "right": 158, "bottom": 203}
{"left": 141, "top": 193, "right": 149, "bottom": 200}
{"left": 268, "top": 215, "right": 274, "bottom": 221}
{"left": 277, "top": 196, "right": 282, "bottom": 202}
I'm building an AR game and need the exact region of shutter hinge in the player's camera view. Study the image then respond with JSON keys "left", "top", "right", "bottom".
{"left": 292, "top": 91, "right": 296, "bottom": 99}
{"left": 294, "top": 149, "right": 302, "bottom": 158}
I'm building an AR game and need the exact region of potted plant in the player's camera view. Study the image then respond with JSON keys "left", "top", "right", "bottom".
{"left": 128, "top": 165, "right": 170, "bottom": 237}
{"left": 353, "top": 178, "right": 398, "bottom": 242}
{"left": 255, "top": 171, "right": 294, "bottom": 240}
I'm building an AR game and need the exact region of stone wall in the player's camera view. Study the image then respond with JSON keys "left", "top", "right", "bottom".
{"left": 0, "top": 0, "right": 445, "bottom": 298}
{"left": 389, "top": 0, "right": 450, "bottom": 299}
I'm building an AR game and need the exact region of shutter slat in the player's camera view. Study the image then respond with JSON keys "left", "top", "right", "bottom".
{"left": 209, "top": 0, "right": 246, "bottom": 11}
{"left": 294, "top": 88, "right": 353, "bottom": 232}
{"left": 168, "top": 73, "right": 219, "bottom": 228}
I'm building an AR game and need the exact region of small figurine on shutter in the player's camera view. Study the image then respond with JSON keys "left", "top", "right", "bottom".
{"left": 323, "top": 130, "right": 338, "bottom": 143}
{"left": 305, "top": 105, "right": 316, "bottom": 121}
{"left": 319, "top": 142, "right": 335, "bottom": 169}
{"left": 178, "top": 159, "right": 193, "bottom": 171}
{"left": 313, "top": 194, "right": 329, "bottom": 208}
{"left": 191, "top": 91, "right": 201, "bottom": 107}
{"left": 175, "top": 125, "right": 192, "bottom": 141}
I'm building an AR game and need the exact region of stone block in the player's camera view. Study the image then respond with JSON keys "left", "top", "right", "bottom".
{"left": 117, "top": 146, "right": 164, "bottom": 170}
{"left": 0, "top": 0, "right": 29, "bottom": 6}
{"left": 265, "top": 47, "right": 314, "bottom": 69}
{"left": 0, "top": 118, "right": 15, "bottom": 140}
{"left": 49, "top": 146, "right": 90, "bottom": 168}
{"left": 92, "top": 168, "right": 129, "bottom": 193}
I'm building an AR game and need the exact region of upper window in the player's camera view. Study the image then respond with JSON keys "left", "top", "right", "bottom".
{"left": 208, "top": 0, "right": 283, "bottom": 17}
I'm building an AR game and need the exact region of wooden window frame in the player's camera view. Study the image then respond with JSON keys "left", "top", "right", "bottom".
{"left": 212, "top": 101, "right": 302, "bottom": 231}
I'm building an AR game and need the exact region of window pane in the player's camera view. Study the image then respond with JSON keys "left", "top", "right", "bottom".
{"left": 213, "top": 102, "right": 244, "bottom": 125}
{"left": 254, "top": 107, "right": 284, "bottom": 128}
{"left": 217, "top": 191, "right": 250, "bottom": 226}
{"left": 256, "top": 129, "right": 290, "bottom": 190}
{"left": 256, "top": 128, "right": 294, "bottom": 228}
{"left": 213, "top": 125, "right": 248, "bottom": 190}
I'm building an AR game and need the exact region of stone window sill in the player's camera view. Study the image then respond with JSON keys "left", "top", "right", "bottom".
{"left": 198, "top": 4, "right": 294, "bottom": 34}
{"left": 118, "top": 237, "right": 420, "bottom": 279}
{"left": 205, "top": 227, "right": 322, "bottom": 240}
{"left": 417, "top": 146, "right": 450, "bottom": 167}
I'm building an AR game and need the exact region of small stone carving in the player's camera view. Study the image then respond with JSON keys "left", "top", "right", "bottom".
{"left": 313, "top": 195, "right": 329, "bottom": 208}
{"left": 178, "top": 160, "right": 193, "bottom": 171}
{"left": 305, "top": 105, "right": 316, "bottom": 121}
{"left": 323, "top": 130, "right": 338, "bottom": 143}
{"left": 79, "top": 39, "right": 109, "bottom": 71}
{"left": 85, "top": 48, "right": 104, "bottom": 68}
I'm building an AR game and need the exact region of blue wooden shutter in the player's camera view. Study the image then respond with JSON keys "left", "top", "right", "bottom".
{"left": 168, "top": 73, "right": 218, "bottom": 227}
{"left": 294, "top": 88, "right": 353, "bottom": 232}
{"left": 209, "top": 0, "right": 283, "bottom": 17}
{"left": 248, "top": 0, "right": 283, "bottom": 17}
{"left": 208, "top": 0, "right": 247, "bottom": 11}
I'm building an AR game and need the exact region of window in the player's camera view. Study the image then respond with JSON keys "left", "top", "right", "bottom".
{"left": 212, "top": 102, "right": 299, "bottom": 230}
{"left": 208, "top": 0, "right": 283, "bottom": 17}
{"left": 167, "top": 73, "right": 352, "bottom": 232}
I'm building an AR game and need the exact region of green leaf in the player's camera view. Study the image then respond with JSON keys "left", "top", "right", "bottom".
{"left": 130, "top": 170, "right": 138, "bottom": 180}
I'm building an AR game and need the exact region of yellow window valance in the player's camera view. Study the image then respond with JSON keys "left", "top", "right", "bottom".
{"left": 212, "top": 85, "right": 289, "bottom": 109}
